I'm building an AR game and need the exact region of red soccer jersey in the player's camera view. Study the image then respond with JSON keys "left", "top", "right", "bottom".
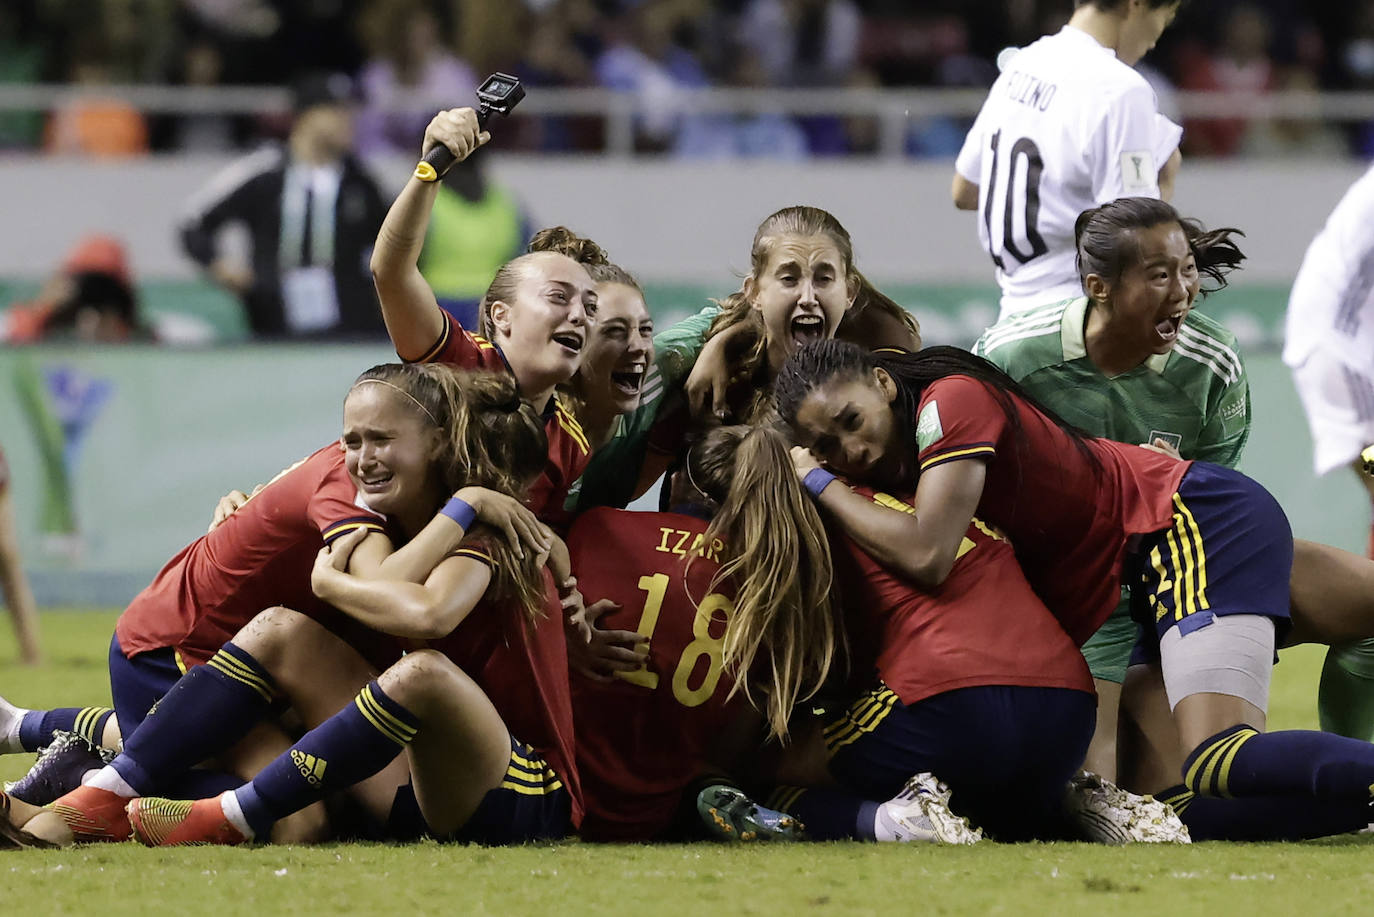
{"left": 566, "top": 508, "right": 740, "bottom": 841}
{"left": 414, "top": 312, "right": 590, "bottom": 526}
{"left": 835, "top": 486, "right": 1092, "bottom": 705}
{"left": 115, "top": 444, "right": 387, "bottom": 667}
{"left": 423, "top": 560, "right": 583, "bottom": 828}
{"left": 913, "top": 375, "right": 1190, "bottom": 645}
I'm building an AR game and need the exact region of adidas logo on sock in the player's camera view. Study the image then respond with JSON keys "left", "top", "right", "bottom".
{"left": 291, "top": 750, "right": 327, "bottom": 788}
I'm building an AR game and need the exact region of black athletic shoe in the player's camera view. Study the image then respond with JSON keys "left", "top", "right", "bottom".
{"left": 6, "top": 731, "right": 115, "bottom": 806}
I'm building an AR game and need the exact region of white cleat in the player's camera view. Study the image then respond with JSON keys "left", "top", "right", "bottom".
{"left": 1064, "top": 772, "right": 1191, "bottom": 844}
{"left": 876, "top": 773, "right": 982, "bottom": 845}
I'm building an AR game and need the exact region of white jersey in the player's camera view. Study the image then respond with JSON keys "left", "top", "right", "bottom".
{"left": 956, "top": 26, "right": 1182, "bottom": 316}
{"left": 1283, "top": 164, "right": 1374, "bottom": 370}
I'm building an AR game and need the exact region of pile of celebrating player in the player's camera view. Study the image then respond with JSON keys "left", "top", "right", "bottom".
{"left": 10, "top": 0, "right": 1374, "bottom": 848}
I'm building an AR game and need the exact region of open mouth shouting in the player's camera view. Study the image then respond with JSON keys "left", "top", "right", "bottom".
{"left": 610, "top": 361, "right": 646, "bottom": 398}
{"left": 552, "top": 329, "right": 585, "bottom": 358}
{"left": 790, "top": 313, "right": 825, "bottom": 351}
{"left": 1154, "top": 310, "right": 1187, "bottom": 345}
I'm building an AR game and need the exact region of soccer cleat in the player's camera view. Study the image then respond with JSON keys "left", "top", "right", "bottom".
{"left": 46, "top": 784, "right": 135, "bottom": 843}
{"left": 127, "top": 795, "right": 248, "bottom": 847}
{"left": 1063, "top": 772, "right": 1191, "bottom": 844}
{"left": 878, "top": 773, "right": 982, "bottom": 845}
{"left": 697, "top": 784, "right": 805, "bottom": 842}
{"left": 6, "top": 731, "right": 117, "bottom": 806}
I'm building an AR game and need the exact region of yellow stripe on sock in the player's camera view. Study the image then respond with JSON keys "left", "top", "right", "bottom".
{"left": 207, "top": 654, "right": 275, "bottom": 703}
{"left": 1186, "top": 729, "right": 1251, "bottom": 796}
{"left": 354, "top": 687, "right": 417, "bottom": 747}
{"left": 1215, "top": 728, "right": 1259, "bottom": 798}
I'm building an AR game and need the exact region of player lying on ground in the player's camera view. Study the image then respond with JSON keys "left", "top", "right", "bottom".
{"left": 0, "top": 368, "right": 561, "bottom": 847}
{"left": 775, "top": 340, "right": 1374, "bottom": 841}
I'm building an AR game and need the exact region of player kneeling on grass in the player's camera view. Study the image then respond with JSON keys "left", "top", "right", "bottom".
{"left": 2, "top": 371, "right": 583, "bottom": 848}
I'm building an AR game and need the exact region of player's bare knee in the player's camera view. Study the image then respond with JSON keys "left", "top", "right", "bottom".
{"left": 380, "top": 649, "right": 463, "bottom": 707}
{"left": 236, "top": 606, "right": 325, "bottom": 669}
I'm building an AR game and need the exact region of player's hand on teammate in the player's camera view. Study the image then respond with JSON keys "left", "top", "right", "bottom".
{"left": 685, "top": 330, "right": 740, "bottom": 422}
{"left": 1140, "top": 438, "right": 1183, "bottom": 460}
{"left": 455, "top": 486, "right": 552, "bottom": 561}
{"left": 208, "top": 484, "right": 265, "bottom": 533}
{"left": 789, "top": 445, "right": 824, "bottom": 479}
{"left": 311, "top": 526, "right": 369, "bottom": 597}
{"left": 558, "top": 575, "right": 592, "bottom": 642}
{"left": 567, "top": 598, "right": 647, "bottom": 682}
{"left": 421, "top": 108, "right": 490, "bottom": 168}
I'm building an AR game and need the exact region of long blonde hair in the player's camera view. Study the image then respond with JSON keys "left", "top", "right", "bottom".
{"left": 350, "top": 364, "right": 549, "bottom": 621}
{"left": 705, "top": 205, "right": 919, "bottom": 420}
{"left": 686, "top": 422, "right": 839, "bottom": 739}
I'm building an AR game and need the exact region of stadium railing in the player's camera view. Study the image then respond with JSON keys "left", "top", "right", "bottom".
{"left": 1, "top": 85, "right": 1371, "bottom": 157}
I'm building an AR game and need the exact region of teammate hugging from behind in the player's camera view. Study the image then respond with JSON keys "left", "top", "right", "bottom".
{"left": 1, "top": 368, "right": 571, "bottom": 848}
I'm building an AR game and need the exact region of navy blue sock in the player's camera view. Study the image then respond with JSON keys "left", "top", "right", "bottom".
{"left": 161, "top": 769, "right": 245, "bottom": 801}
{"left": 1159, "top": 784, "right": 1368, "bottom": 841}
{"left": 18, "top": 706, "right": 115, "bottom": 752}
{"left": 235, "top": 681, "right": 419, "bottom": 838}
{"left": 768, "top": 785, "right": 876, "bottom": 841}
{"left": 111, "top": 642, "right": 279, "bottom": 794}
{"left": 1184, "top": 723, "right": 1374, "bottom": 800}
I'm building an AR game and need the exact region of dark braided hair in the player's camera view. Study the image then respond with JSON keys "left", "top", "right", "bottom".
{"left": 1075, "top": 197, "right": 1245, "bottom": 296}
{"left": 774, "top": 341, "right": 1101, "bottom": 487}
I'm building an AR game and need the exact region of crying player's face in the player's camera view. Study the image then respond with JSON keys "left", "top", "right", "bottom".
{"left": 341, "top": 383, "right": 443, "bottom": 515}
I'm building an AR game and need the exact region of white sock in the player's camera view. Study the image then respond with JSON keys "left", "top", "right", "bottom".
{"left": 85, "top": 764, "right": 139, "bottom": 798}
{"left": 0, "top": 697, "right": 33, "bottom": 755}
{"left": 219, "top": 789, "right": 256, "bottom": 840}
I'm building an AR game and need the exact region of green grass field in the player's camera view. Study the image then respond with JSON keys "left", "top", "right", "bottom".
{"left": 3, "top": 611, "right": 1374, "bottom": 916}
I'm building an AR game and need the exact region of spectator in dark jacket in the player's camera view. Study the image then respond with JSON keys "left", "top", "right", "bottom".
{"left": 179, "top": 73, "right": 388, "bottom": 339}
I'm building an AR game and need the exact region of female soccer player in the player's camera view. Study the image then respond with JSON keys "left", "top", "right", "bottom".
{"left": 571, "top": 204, "right": 920, "bottom": 512}
{"left": 774, "top": 340, "right": 1374, "bottom": 839}
{"left": 112, "top": 372, "right": 574, "bottom": 848}
{"left": 977, "top": 199, "right": 1374, "bottom": 838}
{"left": 371, "top": 106, "right": 597, "bottom": 525}
{"left": 565, "top": 260, "right": 654, "bottom": 454}
{"left": 953, "top": 0, "right": 1185, "bottom": 317}
{"left": 1, "top": 366, "right": 555, "bottom": 846}
{"left": 686, "top": 423, "right": 1126, "bottom": 842}
{"left": 975, "top": 197, "right": 1248, "bottom": 781}
{"left": 569, "top": 432, "right": 977, "bottom": 845}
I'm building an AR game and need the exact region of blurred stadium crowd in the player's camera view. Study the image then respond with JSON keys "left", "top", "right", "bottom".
{"left": 3, "top": 0, "right": 1374, "bottom": 158}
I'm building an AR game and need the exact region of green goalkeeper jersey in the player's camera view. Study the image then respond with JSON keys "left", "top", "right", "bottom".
{"left": 974, "top": 296, "right": 1250, "bottom": 468}
{"left": 566, "top": 304, "right": 720, "bottom": 512}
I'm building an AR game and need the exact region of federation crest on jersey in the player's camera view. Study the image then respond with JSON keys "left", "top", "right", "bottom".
{"left": 1147, "top": 430, "right": 1182, "bottom": 451}
{"left": 917, "top": 401, "right": 944, "bottom": 450}
{"left": 1120, "top": 151, "right": 1156, "bottom": 194}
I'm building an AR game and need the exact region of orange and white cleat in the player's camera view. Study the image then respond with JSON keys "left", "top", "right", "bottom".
{"left": 127, "top": 794, "right": 248, "bottom": 847}
{"left": 47, "top": 784, "right": 134, "bottom": 843}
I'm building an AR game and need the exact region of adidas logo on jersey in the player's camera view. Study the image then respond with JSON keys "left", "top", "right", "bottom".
{"left": 291, "top": 750, "right": 327, "bottom": 788}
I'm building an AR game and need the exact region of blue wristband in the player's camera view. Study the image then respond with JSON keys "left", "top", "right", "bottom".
{"left": 441, "top": 496, "right": 477, "bottom": 531}
{"left": 803, "top": 467, "right": 836, "bottom": 498}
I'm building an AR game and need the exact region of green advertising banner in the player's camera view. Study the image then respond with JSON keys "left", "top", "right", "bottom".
{"left": 0, "top": 283, "right": 1352, "bottom": 610}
